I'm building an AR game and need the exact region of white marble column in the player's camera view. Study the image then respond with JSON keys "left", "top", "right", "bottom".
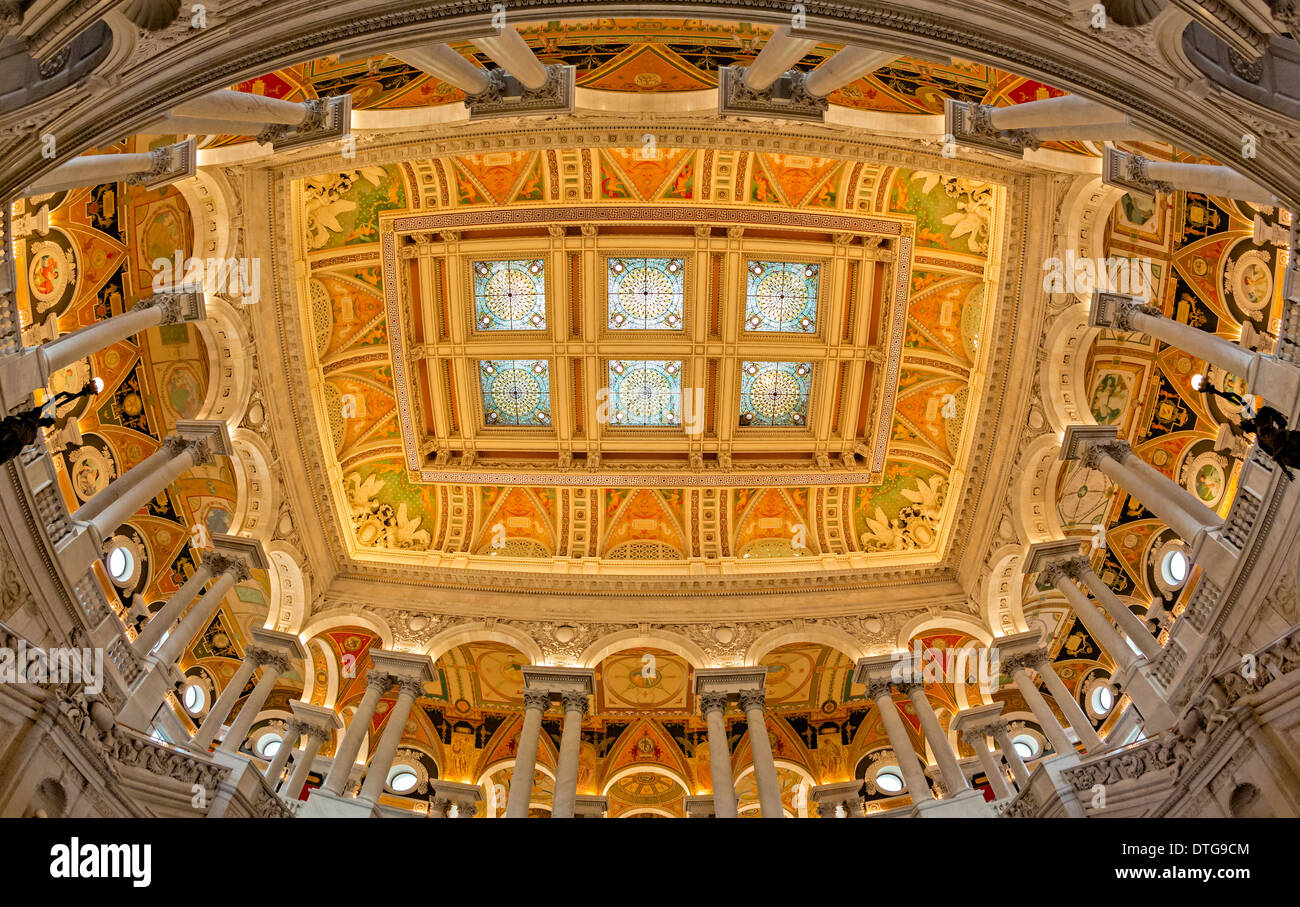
{"left": 22, "top": 139, "right": 196, "bottom": 195}
{"left": 700, "top": 692, "right": 739, "bottom": 818}
{"left": 962, "top": 728, "right": 1014, "bottom": 800}
{"left": 131, "top": 558, "right": 214, "bottom": 655}
{"left": 172, "top": 88, "right": 314, "bottom": 125}
{"left": 40, "top": 291, "right": 203, "bottom": 378}
{"left": 323, "top": 671, "right": 393, "bottom": 796}
{"left": 359, "top": 678, "right": 424, "bottom": 802}
{"left": 805, "top": 46, "right": 895, "bottom": 96}
{"left": 1044, "top": 558, "right": 1140, "bottom": 673}
{"left": 470, "top": 28, "right": 548, "bottom": 90}
{"left": 150, "top": 557, "right": 247, "bottom": 667}
{"left": 504, "top": 689, "right": 550, "bottom": 817}
{"left": 1031, "top": 652, "right": 1106, "bottom": 752}
{"left": 1004, "top": 653, "right": 1077, "bottom": 757}
{"left": 1106, "top": 148, "right": 1278, "bottom": 207}
{"left": 900, "top": 682, "right": 970, "bottom": 795}
{"left": 392, "top": 44, "right": 490, "bottom": 94}
{"left": 866, "top": 680, "right": 932, "bottom": 802}
{"left": 218, "top": 648, "right": 293, "bottom": 753}
{"left": 1094, "top": 291, "right": 1298, "bottom": 413}
{"left": 263, "top": 719, "right": 303, "bottom": 784}
{"left": 284, "top": 726, "right": 331, "bottom": 799}
{"left": 988, "top": 94, "right": 1128, "bottom": 131}
{"left": 551, "top": 689, "right": 588, "bottom": 818}
{"left": 989, "top": 721, "right": 1032, "bottom": 789}
{"left": 1080, "top": 437, "right": 1223, "bottom": 546}
{"left": 188, "top": 645, "right": 257, "bottom": 749}
{"left": 739, "top": 688, "right": 783, "bottom": 818}
{"left": 1073, "top": 559, "right": 1162, "bottom": 660}
{"left": 743, "top": 25, "right": 817, "bottom": 90}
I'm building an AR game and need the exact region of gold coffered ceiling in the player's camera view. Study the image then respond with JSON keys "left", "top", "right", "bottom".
{"left": 276, "top": 124, "right": 1021, "bottom": 584}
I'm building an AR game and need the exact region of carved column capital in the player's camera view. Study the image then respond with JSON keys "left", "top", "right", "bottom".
{"left": 522, "top": 689, "right": 551, "bottom": 711}
{"left": 560, "top": 689, "right": 589, "bottom": 715}
{"left": 396, "top": 677, "right": 426, "bottom": 700}
{"left": 1001, "top": 650, "right": 1049, "bottom": 675}
{"left": 892, "top": 680, "right": 925, "bottom": 697}
{"left": 205, "top": 551, "right": 249, "bottom": 582}
{"left": 699, "top": 691, "right": 729, "bottom": 716}
{"left": 365, "top": 671, "right": 396, "bottom": 695}
{"left": 865, "top": 678, "right": 893, "bottom": 701}
{"left": 737, "top": 687, "right": 767, "bottom": 712}
{"left": 1080, "top": 438, "right": 1131, "bottom": 471}
{"left": 305, "top": 724, "right": 333, "bottom": 745}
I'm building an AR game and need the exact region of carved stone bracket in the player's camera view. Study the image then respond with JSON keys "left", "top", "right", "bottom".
{"left": 718, "top": 65, "right": 828, "bottom": 123}
{"left": 944, "top": 98, "right": 1039, "bottom": 157}
{"left": 466, "top": 64, "right": 575, "bottom": 120}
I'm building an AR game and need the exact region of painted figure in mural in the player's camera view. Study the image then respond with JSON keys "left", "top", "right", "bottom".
{"left": 0, "top": 379, "right": 102, "bottom": 465}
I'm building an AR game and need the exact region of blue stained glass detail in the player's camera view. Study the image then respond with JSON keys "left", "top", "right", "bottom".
{"left": 607, "top": 360, "right": 683, "bottom": 427}
{"left": 739, "top": 361, "right": 812, "bottom": 427}
{"left": 607, "top": 257, "right": 685, "bottom": 330}
{"left": 744, "top": 260, "right": 819, "bottom": 333}
{"left": 479, "top": 360, "right": 552, "bottom": 427}
{"left": 473, "top": 259, "right": 546, "bottom": 331}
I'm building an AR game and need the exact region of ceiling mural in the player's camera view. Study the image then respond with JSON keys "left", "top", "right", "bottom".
{"left": 290, "top": 140, "right": 1005, "bottom": 575}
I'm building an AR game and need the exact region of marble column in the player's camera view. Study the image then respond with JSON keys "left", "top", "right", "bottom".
{"left": 805, "top": 46, "right": 895, "bottom": 96}
{"left": 988, "top": 94, "right": 1129, "bottom": 131}
{"left": 188, "top": 642, "right": 258, "bottom": 749}
{"left": 1070, "top": 558, "right": 1162, "bottom": 660}
{"left": 22, "top": 139, "right": 196, "bottom": 195}
{"left": 866, "top": 680, "right": 931, "bottom": 802}
{"left": 172, "top": 88, "right": 314, "bottom": 125}
{"left": 132, "top": 557, "right": 215, "bottom": 655}
{"left": 218, "top": 648, "right": 293, "bottom": 753}
{"left": 551, "top": 689, "right": 589, "bottom": 818}
{"left": 470, "top": 28, "right": 548, "bottom": 90}
{"left": 263, "top": 719, "right": 303, "bottom": 784}
{"left": 1105, "top": 147, "right": 1277, "bottom": 207}
{"left": 42, "top": 291, "right": 203, "bottom": 382}
{"left": 392, "top": 44, "right": 490, "bottom": 94}
{"left": 284, "top": 726, "right": 331, "bottom": 799}
{"left": 962, "top": 728, "right": 1014, "bottom": 800}
{"left": 504, "top": 689, "right": 550, "bottom": 817}
{"left": 149, "top": 556, "right": 248, "bottom": 667}
{"left": 1093, "top": 291, "right": 1299, "bottom": 414}
{"left": 1003, "top": 653, "right": 1076, "bottom": 757}
{"left": 1044, "top": 558, "right": 1140, "bottom": 674}
{"left": 323, "top": 671, "right": 393, "bottom": 796}
{"left": 743, "top": 25, "right": 817, "bottom": 90}
{"left": 988, "top": 721, "right": 1032, "bottom": 789}
{"left": 1031, "top": 652, "right": 1107, "bottom": 752}
{"left": 739, "top": 688, "right": 783, "bottom": 818}
{"left": 359, "top": 678, "right": 424, "bottom": 802}
{"left": 700, "top": 692, "right": 739, "bottom": 818}
{"left": 900, "top": 682, "right": 970, "bottom": 795}
{"left": 1080, "top": 438, "right": 1223, "bottom": 546}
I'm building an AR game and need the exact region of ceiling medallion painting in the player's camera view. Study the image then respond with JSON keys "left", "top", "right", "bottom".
{"left": 281, "top": 123, "right": 1018, "bottom": 580}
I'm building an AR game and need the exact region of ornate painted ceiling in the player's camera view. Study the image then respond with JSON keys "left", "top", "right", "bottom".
{"left": 282, "top": 137, "right": 1010, "bottom": 580}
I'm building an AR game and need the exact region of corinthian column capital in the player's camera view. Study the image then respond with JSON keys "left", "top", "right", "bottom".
{"left": 1080, "top": 438, "right": 1131, "bottom": 471}
{"left": 699, "top": 691, "right": 729, "bottom": 716}
{"left": 560, "top": 690, "right": 589, "bottom": 714}
{"left": 522, "top": 689, "right": 552, "bottom": 711}
{"left": 737, "top": 688, "right": 767, "bottom": 712}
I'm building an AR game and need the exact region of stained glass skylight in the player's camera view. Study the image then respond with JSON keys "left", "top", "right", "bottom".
{"left": 607, "top": 257, "right": 685, "bottom": 330}
{"left": 607, "top": 360, "right": 683, "bottom": 427}
{"left": 479, "top": 360, "right": 552, "bottom": 427}
{"left": 744, "top": 260, "right": 819, "bottom": 333}
{"left": 473, "top": 259, "right": 546, "bottom": 331}
{"left": 739, "top": 361, "right": 812, "bottom": 427}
